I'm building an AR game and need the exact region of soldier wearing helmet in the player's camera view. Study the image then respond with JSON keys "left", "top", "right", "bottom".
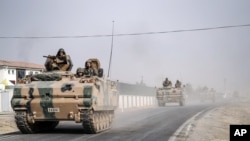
{"left": 175, "top": 80, "right": 182, "bottom": 88}
{"left": 83, "top": 59, "right": 98, "bottom": 77}
{"left": 163, "top": 77, "right": 172, "bottom": 87}
{"left": 75, "top": 67, "right": 84, "bottom": 78}
{"left": 56, "top": 48, "right": 66, "bottom": 56}
{"left": 44, "top": 48, "right": 73, "bottom": 71}
{"left": 56, "top": 48, "right": 69, "bottom": 70}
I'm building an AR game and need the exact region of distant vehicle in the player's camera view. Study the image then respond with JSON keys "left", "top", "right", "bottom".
{"left": 156, "top": 86, "right": 185, "bottom": 107}
{"left": 11, "top": 58, "right": 119, "bottom": 134}
{"left": 200, "top": 88, "right": 216, "bottom": 103}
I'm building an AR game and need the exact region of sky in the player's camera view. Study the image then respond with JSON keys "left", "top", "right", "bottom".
{"left": 0, "top": 0, "right": 250, "bottom": 94}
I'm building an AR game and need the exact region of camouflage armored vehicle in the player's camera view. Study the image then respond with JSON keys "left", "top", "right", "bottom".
{"left": 11, "top": 57, "right": 119, "bottom": 134}
{"left": 156, "top": 86, "right": 185, "bottom": 107}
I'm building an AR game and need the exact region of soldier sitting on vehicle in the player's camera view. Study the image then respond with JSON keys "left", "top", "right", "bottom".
{"left": 175, "top": 80, "right": 182, "bottom": 88}
{"left": 44, "top": 48, "right": 73, "bottom": 71}
{"left": 83, "top": 59, "right": 98, "bottom": 77}
{"left": 75, "top": 67, "right": 84, "bottom": 78}
{"left": 163, "top": 77, "right": 172, "bottom": 87}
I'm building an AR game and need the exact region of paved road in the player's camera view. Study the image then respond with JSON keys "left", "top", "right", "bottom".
{"left": 0, "top": 103, "right": 216, "bottom": 141}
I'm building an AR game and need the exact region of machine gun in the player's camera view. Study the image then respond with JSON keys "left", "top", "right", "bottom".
{"left": 43, "top": 55, "right": 67, "bottom": 63}
{"left": 43, "top": 55, "right": 57, "bottom": 59}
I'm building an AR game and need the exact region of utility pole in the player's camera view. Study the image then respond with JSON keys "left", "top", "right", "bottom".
{"left": 108, "top": 21, "right": 115, "bottom": 78}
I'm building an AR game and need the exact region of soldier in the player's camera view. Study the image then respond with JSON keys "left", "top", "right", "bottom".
{"left": 55, "top": 48, "right": 71, "bottom": 71}
{"left": 163, "top": 77, "right": 172, "bottom": 87}
{"left": 83, "top": 59, "right": 98, "bottom": 77}
{"left": 175, "top": 80, "right": 182, "bottom": 88}
{"left": 75, "top": 67, "right": 84, "bottom": 78}
{"left": 44, "top": 48, "right": 73, "bottom": 71}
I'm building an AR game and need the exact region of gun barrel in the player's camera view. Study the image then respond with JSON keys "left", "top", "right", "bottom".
{"left": 43, "top": 55, "right": 56, "bottom": 58}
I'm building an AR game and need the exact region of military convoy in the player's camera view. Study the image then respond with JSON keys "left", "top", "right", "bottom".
{"left": 156, "top": 87, "right": 185, "bottom": 107}
{"left": 11, "top": 53, "right": 119, "bottom": 134}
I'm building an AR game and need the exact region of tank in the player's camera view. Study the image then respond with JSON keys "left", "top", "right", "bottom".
{"left": 156, "top": 86, "right": 185, "bottom": 107}
{"left": 11, "top": 58, "right": 119, "bottom": 134}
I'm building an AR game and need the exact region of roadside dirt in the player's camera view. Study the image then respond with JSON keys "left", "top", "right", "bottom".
{"left": 0, "top": 113, "right": 17, "bottom": 134}
{"left": 186, "top": 98, "right": 250, "bottom": 141}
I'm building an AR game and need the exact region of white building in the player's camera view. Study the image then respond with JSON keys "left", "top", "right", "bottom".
{"left": 0, "top": 59, "right": 44, "bottom": 85}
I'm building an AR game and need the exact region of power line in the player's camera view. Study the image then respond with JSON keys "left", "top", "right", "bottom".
{"left": 0, "top": 24, "right": 250, "bottom": 39}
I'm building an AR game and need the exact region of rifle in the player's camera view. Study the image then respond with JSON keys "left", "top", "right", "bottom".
{"left": 43, "top": 55, "right": 56, "bottom": 59}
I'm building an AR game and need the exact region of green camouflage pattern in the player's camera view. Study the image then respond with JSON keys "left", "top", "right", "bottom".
{"left": 11, "top": 70, "right": 119, "bottom": 133}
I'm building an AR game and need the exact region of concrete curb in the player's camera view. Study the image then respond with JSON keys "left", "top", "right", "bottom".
{"left": 168, "top": 105, "right": 217, "bottom": 141}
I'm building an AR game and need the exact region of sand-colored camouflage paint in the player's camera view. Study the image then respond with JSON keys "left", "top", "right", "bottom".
{"left": 156, "top": 87, "right": 185, "bottom": 106}
{"left": 11, "top": 71, "right": 119, "bottom": 122}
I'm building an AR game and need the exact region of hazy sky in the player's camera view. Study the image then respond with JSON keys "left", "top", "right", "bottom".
{"left": 0, "top": 0, "right": 250, "bottom": 93}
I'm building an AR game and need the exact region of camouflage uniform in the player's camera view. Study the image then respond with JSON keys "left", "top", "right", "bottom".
{"left": 83, "top": 60, "right": 98, "bottom": 77}
{"left": 55, "top": 48, "right": 72, "bottom": 71}
{"left": 175, "top": 80, "right": 182, "bottom": 88}
{"left": 45, "top": 48, "right": 73, "bottom": 71}
{"left": 75, "top": 67, "right": 84, "bottom": 78}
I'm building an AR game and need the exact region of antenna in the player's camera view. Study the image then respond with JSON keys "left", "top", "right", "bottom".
{"left": 108, "top": 21, "right": 115, "bottom": 78}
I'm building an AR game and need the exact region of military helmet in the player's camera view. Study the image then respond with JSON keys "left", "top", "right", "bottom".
{"left": 76, "top": 67, "right": 84, "bottom": 73}
{"left": 57, "top": 48, "right": 66, "bottom": 56}
{"left": 59, "top": 48, "right": 64, "bottom": 52}
{"left": 85, "top": 59, "right": 92, "bottom": 67}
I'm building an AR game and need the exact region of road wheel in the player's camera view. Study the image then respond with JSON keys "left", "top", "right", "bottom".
{"left": 14, "top": 111, "right": 59, "bottom": 134}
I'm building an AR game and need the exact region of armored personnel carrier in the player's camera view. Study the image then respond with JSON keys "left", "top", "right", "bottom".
{"left": 156, "top": 86, "right": 185, "bottom": 107}
{"left": 11, "top": 57, "right": 119, "bottom": 134}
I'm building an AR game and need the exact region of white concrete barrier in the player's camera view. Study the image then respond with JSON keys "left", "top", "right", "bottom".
{"left": 118, "top": 95, "right": 157, "bottom": 112}
{"left": 0, "top": 89, "right": 13, "bottom": 112}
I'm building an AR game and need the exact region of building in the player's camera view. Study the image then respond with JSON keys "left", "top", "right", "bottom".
{"left": 0, "top": 59, "right": 44, "bottom": 86}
